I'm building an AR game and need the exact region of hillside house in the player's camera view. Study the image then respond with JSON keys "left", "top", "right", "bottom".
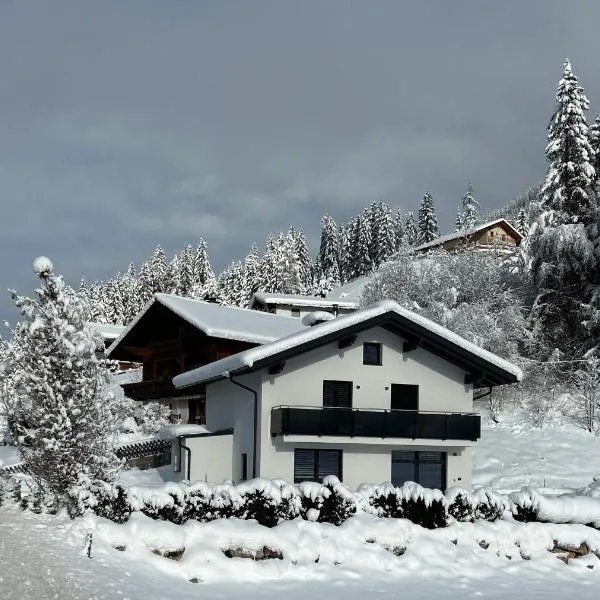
{"left": 169, "top": 301, "right": 521, "bottom": 491}
{"left": 413, "top": 219, "right": 523, "bottom": 254}
{"left": 249, "top": 292, "right": 357, "bottom": 318}
{"left": 106, "top": 293, "right": 306, "bottom": 424}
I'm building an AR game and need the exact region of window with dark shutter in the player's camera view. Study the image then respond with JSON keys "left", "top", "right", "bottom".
{"left": 294, "top": 449, "right": 343, "bottom": 483}
{"left": 391, "top": 384, "right": 419, "bottom": 411}
{"left": 323, "top": 380, "right": 353, "bottom": 408}
{"left": 363, "top": 342, "right": 382, "bottom": 365}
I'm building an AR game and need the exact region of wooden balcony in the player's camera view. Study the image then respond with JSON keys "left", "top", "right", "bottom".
{"left": 122, "top": 379, "right": 199, "bottom": 401}
{"left": 271, "top": 406, "right": 480, "bottom": 442}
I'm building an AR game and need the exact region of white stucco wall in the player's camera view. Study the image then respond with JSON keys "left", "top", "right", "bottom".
{"left": 257, "top": 326, "right": 474, "bottom": 488}
{"left": 205, "top": 374, "right": 261, "bottom": 481}
{"left": 172, "top": 432, "right": 234, "bottom": 484}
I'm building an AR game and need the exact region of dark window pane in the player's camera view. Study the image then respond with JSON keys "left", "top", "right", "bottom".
{"left": 391, "top": 384, "right": 419, "bottom": 411}
{"left": 419, "top": 462, "right": 444, "bottom": 490}
{"left": 391, "top": 451, "right": 447, "bottom": 491}
{"left": 317, "top": 450, "right": 342, "bottom": 481}
{"left": 323, "top": 380, "right": 353, "bottom": 408}
{"left": 391, "top": 451, "right": 416, "bottom": 487}
{"left": 363, "top": 342, "right": 382, "bottom": 365}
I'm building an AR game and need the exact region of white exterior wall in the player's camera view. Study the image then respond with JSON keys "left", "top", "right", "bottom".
{"left": 257, "top": 326, "right": 474, "bottom": 489}
{"left": 205, "top": 374, "right": 261, "bottom": 481}
{"left": 173, "top": 433, "right": 233, "bottom": 484}
{"left": 271, "top": 305, "right": 355, "bottom": 318}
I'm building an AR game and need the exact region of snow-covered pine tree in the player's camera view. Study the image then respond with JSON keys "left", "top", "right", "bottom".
{"left": 4, "top": 257, "right": 121, "bottom": 500}
{"left": 242, "top": 243, "right": 261, "bottom": 302}
{"left": 417, "top": 192, "right": 440, "bottom": 244}
{"left": 291, "top": 227, "right": 313, "bottom": 293}
{"left": 369, "top": 202, "right": 396, "bottom": 267}
{"left": 318, "top": 215, "right": 341, "bottom": 286}
{"left": 540, "top": 59, "right": 596, "bottom": 223}
{"left": 338, "top": 223, "right": 352, "bottom": 284}
{"left": 217, "top": 261, "right": 245, "bottom": 306}
{"left": 528, "top": 59, "right": 599, "bottom": 359}
{"left": 516, "top": 208, "right": 529, "bottom": 236}
{"left": 588, "top": 113, "right": 600, "bottom": 193}
{"left": 190, "top": 239, "right": 217, "bottom": 300}
{"left": 394, "top": 209, "right": 405, "bottom": 250}
{"left": 404, "top": 212, "right": 418, "bottom": 246}
{"left": 138, "top": 245, "right": 171, "bottom": 300}
{"left": 349, "top": 214, "right": 372, "bottom": 279}
{"left": 461, "top": 183, "right": 479, "bottom": 229}
{"left": 120, "top": 263, "right": 140, "bottom": 323}
{"left": 455, "top": 209, "right": 464, "bottom": 232}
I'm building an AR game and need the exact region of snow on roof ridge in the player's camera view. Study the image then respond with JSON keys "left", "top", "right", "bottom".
{"left": 173, "top": 299, "right": 522, "bottom": 389}
{"left": 251, "top": 291, "right": 357, "bottom": 308}
{"left": 413, "top": 218, "right": 523, "bottom": 252}
{"left": 107, "top": 293, "right": 307, "bottom": 357}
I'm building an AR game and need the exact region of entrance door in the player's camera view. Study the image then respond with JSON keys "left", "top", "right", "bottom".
{"left": 391, "top": 450, "right": 447, "bottom": 491}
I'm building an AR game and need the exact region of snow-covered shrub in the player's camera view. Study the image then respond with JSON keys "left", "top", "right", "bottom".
{"left": 397, "top": 483, "right": 448, "bottom": 529}
{"left": 510, "top": 487, "right": 540, "bottom": 523}
{"left": 136, "top": 484, "right": 188, "bottom": 524}
{"left": 319, "top": 476, "right": 356, "bottom": 525}
{"left": 360, "top": 483, "right": 403, "bottom": 519}
{"left": 238, "top": 479, "right": 282, "bottom": 527}
{"left": 472, "top": 489, "right": 505, "bottom": 522}
{"left": 92, "top": 484, "right": 132, "bottom": 524}
{"left": 271, "top": 479, "right": 302, "bottom": 522}
{"left": 446, "top": 488, "right": 475, "bottom": 522}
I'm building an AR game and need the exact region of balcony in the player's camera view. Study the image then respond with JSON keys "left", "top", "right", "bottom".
{"left": 270, "top": 406, "right": 481, "bottom": 442}
{"left": 122, "top": 379, "right": 197, "bottom": 401}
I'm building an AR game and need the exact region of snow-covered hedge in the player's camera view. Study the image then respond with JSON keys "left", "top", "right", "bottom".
{"left": 61, "top": 477, "right": 513, "bottom": 530}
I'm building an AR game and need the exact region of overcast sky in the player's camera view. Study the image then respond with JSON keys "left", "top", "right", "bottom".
{"left": 1, "top": 1, "right": 599, "bottom": 322}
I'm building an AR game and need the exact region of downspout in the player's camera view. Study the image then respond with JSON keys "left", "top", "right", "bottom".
{"left": 178, "top": 436, "right": 192, "bottom": 481}
{"left": 473, "top": 386, "right": 493, "bottom": 402}
{"left": 229, "top": 374, "right": 258, "bottom": 479}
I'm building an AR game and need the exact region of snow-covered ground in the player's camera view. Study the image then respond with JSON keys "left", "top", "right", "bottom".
{"left": 0, "top": 445, "right": 19, "bottom": 468}
{"left": 474, "top": 405, "right": 600, "bottom": 493}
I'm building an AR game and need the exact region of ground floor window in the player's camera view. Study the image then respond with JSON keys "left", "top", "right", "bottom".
{"left": 294, "top": 449, "right": 343, "bottom": 483}
{"left": 391, "top": 451, "right": 447, "bottom": 491}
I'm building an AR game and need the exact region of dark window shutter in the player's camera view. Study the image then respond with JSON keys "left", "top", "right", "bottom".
{"left": 317, "top": 450, "right": 342, "bottom": 481}
{"left": 294, "top": 449, "right": 316, "bottom": 483}
{"left": 323, "top": 380, "right": 353, "bottom": 408}
{"left": 390, "top": 384, "right": 419, "bottom": 411}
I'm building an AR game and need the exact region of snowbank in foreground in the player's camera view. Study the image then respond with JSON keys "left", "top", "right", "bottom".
{"left": 78, "top": 511, "right": 600, "bottom": 584}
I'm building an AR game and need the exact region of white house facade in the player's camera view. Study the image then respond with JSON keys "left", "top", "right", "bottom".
{"left": 170, "top": 301, "right": 522, "bottom": 491}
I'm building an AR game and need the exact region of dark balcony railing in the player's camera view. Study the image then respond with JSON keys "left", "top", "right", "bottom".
{"left": 122, "top": 379, "right": 192, "bottom": 401}
{"left": 271, "top": 406, "right": 481, "bottom": 442}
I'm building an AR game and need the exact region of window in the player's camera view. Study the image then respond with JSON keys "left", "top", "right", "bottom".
{"left": 391, "top": 451, "right": 447, "bottom": 491}
{"left": 323, "top": 380, "right": 353, "bottom": 408}
{"left": 294, "top": 449, "right": 343, "bottom": 483}
{"left": 391, "top": 384, "right": 419, "bottom": 411}
{"left": 291, "top": 308, "right": 301, "bottom": 318}
{"left": 363, "top": 342, "right": 382, "bottom": 365}
{"left": 241, "top": 453, "right": 248, "bottom": 481}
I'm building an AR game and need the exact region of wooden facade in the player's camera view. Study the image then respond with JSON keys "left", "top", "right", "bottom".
{"left": 110, "top": 302, "right": 258, "bottom": 424}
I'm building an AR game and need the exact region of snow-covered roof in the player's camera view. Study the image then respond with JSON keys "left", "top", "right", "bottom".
{"left": 413, "top": 219, "right": 523, "bottom": 253}
{"left": 249, "top": 292, "right": 357, "bottom": 310}
{"left": 88, "top": 322, "right": 126, "bottom": 342}
{"left": 325, "top": 275, "right": 370, "bottom": 302}
{"left": 107, "top": 293, "right": 306, "bottom": 356}
{"left": 173, "top": 300, "right": 523, "bottom": 390}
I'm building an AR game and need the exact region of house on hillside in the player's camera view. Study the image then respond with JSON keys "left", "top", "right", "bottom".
{"left": 106, "top": 293, "right": 306, "bottom": 424}
{"left": 169, "top": 301, "right": 521, "bottom": 491}
{"left": 249, "top": 292, "right": 357, "bottom": 318}
{"left": 413, "top": 218, "right": 523, "bottom": 254}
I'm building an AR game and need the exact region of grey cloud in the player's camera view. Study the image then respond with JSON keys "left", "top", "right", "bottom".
{"left": 1, "top": 0, "right": 600, "bottom": 323}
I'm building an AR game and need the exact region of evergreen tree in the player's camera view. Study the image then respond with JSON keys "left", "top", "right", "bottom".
{"left": 455, "top": 209, "right": 464, "bottom": 232}
{"left": 369, "top": 202, "right": 396, "bottom": 267}
{"left": 516, "top": 208, "right": 529, "bottom": 236}
{"left": 417, "top": 192, "right": 440, "bottom": 244}
{"left": 540, "top": 59, "right": 596, "bottom": 223}
{"left": 588, "top": 113, "right": 600, "bottom": 192}
{"left": 291, "top": 227, "right": 313, "bottom": 293}
{"left": 3, "top": 257, "right": 120, "bottom": 499}
{"left": 461, "top": 183, "right": 479, "bottom": 229}
{"left": 191, "top": 239, "right": 217, "bottom": 299}
{"left": 218, "top": 261, "right": 245, "bottom": 306}
{"left": 318, "top": 215, "right": 341, "bottom": 286}
{"left": 242, "top": 243, "right": 261, "bottom": 302}
{"left": 138, "top": 245, "right": 171, "bottom": 299}
{"left": 338, "top": 224, "right": 352, "bottom": 283}
{"left": 394, "top": 209, "right": 405, "bottom": 250}
{"left": 529, "top": 59, "right": 600, "bottom": 358}
{"left": 349, "top": 214, "right": 372, "bottom": 279}
{"left": 404, "top": 212, "right": 418, "bottom": 246}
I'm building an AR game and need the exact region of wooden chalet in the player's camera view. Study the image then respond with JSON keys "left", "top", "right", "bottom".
{"left": 413, "top": 219, "right": 523, "bottom": 254}
{"left": 106, "top": 293, "right": 305, "bottom": 424}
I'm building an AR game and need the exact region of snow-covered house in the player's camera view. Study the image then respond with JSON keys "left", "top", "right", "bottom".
{"left": 249, "top": 292, "right": 357, "bottom": 318}
{"left": 413, "top": 219, "right": 523, "bottom": 254}
{"left": 106, "top": 293, "right": 306, "bottom": 424}
{"left": 170, "top": 301, "right": 521, "bottom": 491}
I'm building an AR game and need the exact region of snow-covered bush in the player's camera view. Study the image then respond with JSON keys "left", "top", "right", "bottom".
{"left": 446, "top": 489, "right": 475, "bottom": 522}
{"left": 2, "top": 257, "right": 121, "bottom": 501}
{"left": 472, "top": 488, "right": 506, "bottom": 522}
